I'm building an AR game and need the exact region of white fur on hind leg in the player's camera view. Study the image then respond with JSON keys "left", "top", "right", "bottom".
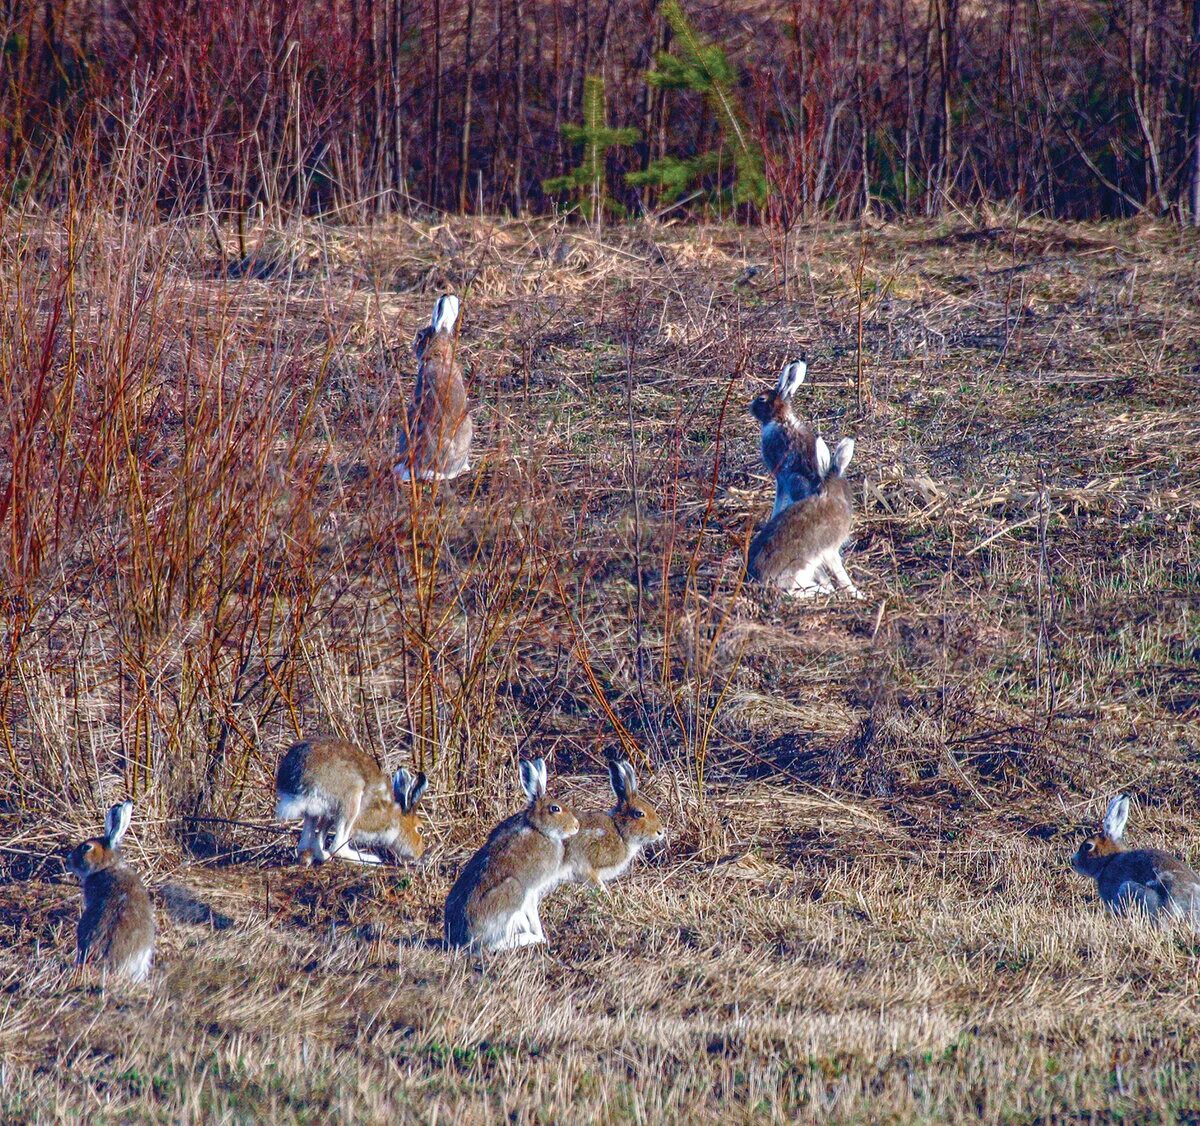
{"left": 824, "top": 551, "right": 863, "bottom": 599}
{"left": 788, "top": 560, "right": 834, "bottom": 597}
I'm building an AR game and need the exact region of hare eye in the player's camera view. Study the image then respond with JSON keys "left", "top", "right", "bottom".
{"left": 631, "top": 809, "right": 644, "bottom": 819}
{"left": 549, "top": 804, "right": 561, "bottom": 814}
{"left": 1082, "top": 841, "right": 1093, "bottom": 852}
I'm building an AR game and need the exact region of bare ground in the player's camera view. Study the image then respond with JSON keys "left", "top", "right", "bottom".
{"left": 1, "top": 211, "right": 1199, "bottom": 1123}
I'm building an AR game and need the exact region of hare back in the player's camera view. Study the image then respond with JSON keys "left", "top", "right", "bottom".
{"left": 400, "top": 390, "right": 472, "bottom": 479}
{"left": 276, "top": 739, "right": 379, "bottom": 803}
{"left": 748, "top": 489, "right": 852, "bottom": 583}
{"left": 78, "top": 867, "right": 155, "bottom": 977}
{"left": 566, "top": 813, "right": 628, "bottom": 877}
{"left": 1098, "top": 849, "right": 1200, "bottom": 916}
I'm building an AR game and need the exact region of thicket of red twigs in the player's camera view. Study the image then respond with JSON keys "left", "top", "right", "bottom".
{"left": 4, "top": 0, "right": 1200, "bottom": 222}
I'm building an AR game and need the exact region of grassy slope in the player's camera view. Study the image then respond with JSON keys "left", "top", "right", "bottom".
{"left": 1, "top": 213, "right": 1199, "bottom": 1123}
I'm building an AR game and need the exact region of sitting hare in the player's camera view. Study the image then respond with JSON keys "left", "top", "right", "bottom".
{"left": 563, "top": 758, "right": 664, "bottom": 889}
{"left": 444, "top": 758, "right": 578, "bottom": 951}
{"left": 749, "top": 360, "right": 822, "bottom": 518}
{"left": 748, "top": 436, "right": 860, "bottom": 598}
{"left": 1071, "top": 795, "right": 1200, "bottom": 925}
{"left": 68, "top": 801, "right": 156, "bottom": 981}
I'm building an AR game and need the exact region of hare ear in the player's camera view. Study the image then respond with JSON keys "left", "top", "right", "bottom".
{"left": 777, "top": 360, "right": 807, "bottom": 398}
{"left": 393, "top": 768, "right": 427, "bottom": 812}
{"left": 608, "top": 759, "right": 628, "bottom": 802}
{"left": 105, "top": 801, "right": 133, "bottom": 847}
{"left": 1103, "top": 795, "right": 1130, "bottom": 841}
{"left": 431, "top": 294, "right": 460, "bottom": 334}
{"left": 619, "top": 761, "right": 639, "bottom": 797}
{"left": 832, "top": 438, "right": 856, "bottom": 475}
{"left": 520, "top": 759, "right": 545, "bottom": 802}
{"left": 814, "top": 437, "right": 832, "bottom": 478}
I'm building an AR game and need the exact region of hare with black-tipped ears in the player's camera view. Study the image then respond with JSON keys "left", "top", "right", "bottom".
{"left": 1071, "top": 794, "right": 1200, "bottom": 925}
{"left": 275, "top": 738, "right": 429, "bottom": 866}
{"left": 394, "top": 294, "right": 473, "bottom": 481}
{"left": 68, "top": 801, "right": 156, "bottom": 981}
{"left": 563, "top": 758, "right": 665, "bottom": 890}
{"left": 748, "top": 435, "right": 861, "bottom": 598}
{"left": 444, "top": 758, "right": 579, "bottom": 952}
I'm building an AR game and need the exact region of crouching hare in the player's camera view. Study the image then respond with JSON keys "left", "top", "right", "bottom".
{"left": 564, "top": 759, "right": 665, "bottom": 890}
{"left": 444, "top": 758, "right": 578, "bottom": 952}
{"left": 275, "top": 738, "right": 428, "bottom": 866}
{"left": 1071, "top": 794, "right": 1200, "bottom": 925}
{"left": 68, "top": 801, "right": 156, "bottom": 981}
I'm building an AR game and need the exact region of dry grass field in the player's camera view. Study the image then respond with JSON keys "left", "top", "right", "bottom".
{"left": 1, "top": 208, "right": 1199, "bottom": 1123}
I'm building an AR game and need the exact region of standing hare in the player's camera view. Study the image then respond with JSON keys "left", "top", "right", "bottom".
{"left": 749, "top": 360, "right": 822, "bottom": 518}
{"left": 275, "top": 738, "right": 428, "bottom": 865}
{"left": 444, "top": 759, "right": 578, "bottom": 951}
{"left": 394, "top": 294, "right": 473, "bottom": 481}
{"left": 68, "top": 801, "right": 156, "bottom": 981}
{"left": 1071, "top": 795, "right": 1200, "bottom": 925}
{"left": 748, "top": 436, "right": 861, "bottom": 598}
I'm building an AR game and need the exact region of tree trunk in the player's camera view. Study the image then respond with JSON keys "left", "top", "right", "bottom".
{"left": 512, "top": 0, "right": 526, "bottom": 213}
{"left": 431, "top": 0, "right": 444, "bottom": 206}
{"left": 1190, "top": 0, "right": 1200, "bottom": 223}
{"left": 458, "top": 0, "right": 477, "bottom": 213}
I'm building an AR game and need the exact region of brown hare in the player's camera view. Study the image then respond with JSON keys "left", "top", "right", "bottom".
{"left": 1071, "top": 795, "right": 1200, "bottom": 925}
{"left": 394, "top": 294, "right": 472, "bottom": 481}
{"left": 563, "top": 759, "right": 665, "bottom": 890}
{"left": 68, "top": 801, "right": 156, "bottom": 981}
{"left": 749, "top": 360, "right": 822, "bottom": 519}
{"left": 748, "top": 436, "right": 860, "bottom": 598}
{"left": 275, "top": 738, "right": 428, "bottom": 865}
{"left": 444, "top": 758, "right": 578, "bottom": 951}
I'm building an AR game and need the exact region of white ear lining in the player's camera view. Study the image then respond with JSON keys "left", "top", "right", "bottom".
{"left": 432, "top": 294, "right": 460, "bottom": 334}
{"left": 833, "top": 438, "right": 856, "bottom": 474}
{"left": 106, "top": 801, "right": 133, "bottom": 847}
{"left": 1103, "top": 795, "right": 1130, "bottom": 841}
{"left": 776, "top": 360, "right": 807, "bottom": 398}
{"left": 814, "top": 437, "right": 832, "bottom": 478}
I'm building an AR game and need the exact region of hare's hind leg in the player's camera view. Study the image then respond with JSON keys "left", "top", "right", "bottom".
{"left": 824, "top": 551, "right": 864, "bottom": 600}
{"left": 789, "top": 560, "right": 835, "bottom": 597}
{"left": 1112, "top": 880, "right": 1165, "bottom": 920}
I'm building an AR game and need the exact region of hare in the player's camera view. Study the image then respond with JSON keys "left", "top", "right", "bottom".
{"left": 68, "top": 801, "right": 156, "bottom": 981}
{"left": 748, "top": 436, "right": 861, "bottom": 597}
{"left": 563, "top": 758, "right": 665, "bottom": 890}
{"left": 444, "top": 758, "right": 579, "bottom": 951}
{"left": 749, "top": 360, "right": 822, "bottom": 518}
{"left": 275, "top": 738, "right": 428, "bottom": 866}
{"left": 394, "top": 294, "right": 473, "bottom": 481}
{"left": 1071, "top": 795, "right": 1200, "bottom": 925}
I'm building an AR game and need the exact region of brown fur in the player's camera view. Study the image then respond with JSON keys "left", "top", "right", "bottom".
{"left": 444, "top": 759, "right": 579, "bottom": 950}
{"left": 564, "top": 760, "right": 665, "bottom": 887}
{"left": 275, "top": 738, "right": 426, "bottom": 864}
{"left": 1071, "top": 796, "right": 1200, "bottom": 923}
{"left": 396, "top": 303, "right": 472, "bottom": 480}
{"left": 68, "top": 804, "right": 155, "bottom": 981}
{"left": 748, "top": 475, "right": 853, "bottom": 589}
